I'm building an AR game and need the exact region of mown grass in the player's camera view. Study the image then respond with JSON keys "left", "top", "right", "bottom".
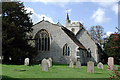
{"left": 2, "top": 64, "right": 120, "bottom": 78}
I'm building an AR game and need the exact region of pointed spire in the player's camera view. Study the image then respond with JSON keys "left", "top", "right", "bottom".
{"left": 66, "top": 9, "right": 69, "bottom": 20}
{"left": 67, "top": 13, "right": 69, "bottom": 20}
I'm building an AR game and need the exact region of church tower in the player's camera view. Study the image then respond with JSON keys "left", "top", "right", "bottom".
{"left": 65, "top": 12, "right": 82, "bottom": 35}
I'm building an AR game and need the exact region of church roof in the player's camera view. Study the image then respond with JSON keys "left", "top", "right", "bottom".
{"left": 61, "top": 26, "right": 86, "bottom": 50}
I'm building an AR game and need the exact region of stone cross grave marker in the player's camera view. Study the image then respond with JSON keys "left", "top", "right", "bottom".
{"left": 42, "top": 59, "right": 49, "bottom": 72}
{"left": 97, "top": 62, "right": 104, "bottom": 69}
{"left": 48, "top": 58, "right": 52, "bottom": 67}
{"left": 69, "top": 59, "right": 74, "bottom": 68}
{"left": 87, "top": 61, "right": 94, "bottom": 73}
{"left": 76, "top": 61, "right": 81, "bottom": 68}
{"left": 108, "top": 57, "right": 114, "bottom": 70}
{"left": 24, "top": 58, "right": 29, "bottom": 66}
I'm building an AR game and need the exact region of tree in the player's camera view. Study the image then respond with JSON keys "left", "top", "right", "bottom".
{"left": 104, "top": 32, "right": 120, "bottom": 64}
{"left": 2, "top": 2, "right": 37, "bottom": 64}
{"left": 89, "top": 25, "right": 105, "bottom": 45}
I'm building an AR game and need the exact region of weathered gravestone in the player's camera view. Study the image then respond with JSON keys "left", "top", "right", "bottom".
{"left": 76, "top": 61, "right": 81, "bottom": 68}
{"left": 69, "top": 59, "right": 74, "bottom": 68}
{"left": 42, "top": 59, "right": 49, "bottom": 72}
{"left": 48, "top": 58, "right": 52, "bottom": 67}
{"left": 46, "top": 59, "right": 51, "bottom": 67}
{"left": 97, "top": 62, "right": 104, "bottom": 69}
{"left": 87, "top": 61, "right": 94, "bottom": 73}
{"left": 24, "top": 58, "right": 29, "bottom": 66}
{"left": 108, "top": 57, "right": 114, "bottom": 70}
{"left": 39, "top": 64, "right": 41, "bottom": 66}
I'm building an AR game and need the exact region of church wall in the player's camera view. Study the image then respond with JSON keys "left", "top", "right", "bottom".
{"left": 32, "top": 21, "right": 78, "bottom": 64}
{"left": 77, "top": 49, "right": 88, "bottom": 65}
{"left": 76, "top": 29, "right": 99, "bottom": 64}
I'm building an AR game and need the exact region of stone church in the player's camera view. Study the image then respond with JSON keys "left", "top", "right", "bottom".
{"left": 30, "top": 13, "right": 102, "bottom": 64}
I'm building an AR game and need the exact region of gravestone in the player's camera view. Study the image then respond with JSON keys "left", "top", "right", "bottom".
{"left": 108, "top": 57, "right": 114, "bottom": 70}
{"left": 76, "top": 61, "right": 81, "bottom": 68}
{"left": 42, "top": 59, "right": 49, "bottom": 72}
{"left": 87, "top": 61, "right": 94, "bottom": 73}
{"left": 39, "top": 64, "right": 41, "bottom": 66}
{"left": 97, "top": 62, "right": 104, "bottom": 69}
{"left": 69, "top": 59, "right": 74, "bottom": 68}
{"left": 24, "top": 58, "right": 29, "bottom": 66}
{"left": 48, "top": 58, "right": 52, "bottom": 67}
{"left": 46, "top": 59, "right": 51, "bottom": 67}
{"left": 0, "top": 56, "right": 2, "bottom": 60}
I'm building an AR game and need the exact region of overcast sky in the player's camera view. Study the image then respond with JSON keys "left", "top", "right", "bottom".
{"left": 22, "top": 0, "right": 119, "bottom": 37}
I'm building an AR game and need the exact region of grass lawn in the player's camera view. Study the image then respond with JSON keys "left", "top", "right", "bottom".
{"left": 2, "top": 64, "right": 120, "bottom": 78}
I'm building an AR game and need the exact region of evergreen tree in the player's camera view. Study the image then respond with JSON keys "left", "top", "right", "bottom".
{"left": 2, "top": 2, "right": 37, "bottom": 64}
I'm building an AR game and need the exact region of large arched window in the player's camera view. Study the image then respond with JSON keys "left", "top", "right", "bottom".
{"left": 63, "top": 44, "right": 70, "bottom": 56}
{"left": 35, "top": 29, "right": 50, "bottom": 51}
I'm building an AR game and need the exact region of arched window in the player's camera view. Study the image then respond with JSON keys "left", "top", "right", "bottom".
{"left": 35, "top": 29, "right": 50, "bottom": 51}
{"left": 63, "top": 44, "right": 70, "bottom": 56}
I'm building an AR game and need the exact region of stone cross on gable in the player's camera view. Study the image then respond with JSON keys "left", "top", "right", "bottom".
{"left": 43, "top": 16, "right": 45, "bottom": 21}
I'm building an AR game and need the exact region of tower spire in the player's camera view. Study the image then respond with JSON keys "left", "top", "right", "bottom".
{"left": 66, "top": 9, "right": 69, "bottom": 20}
{"left": 65, "top": 9, "right": 71, "bottom": 27}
